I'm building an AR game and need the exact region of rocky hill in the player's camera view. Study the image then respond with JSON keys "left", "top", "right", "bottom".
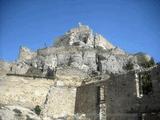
{"left": 3, "top": 23, "right": 155, "bottom": 77}
{"left": 0, "top": 23, "right": 156, "bottom": 120}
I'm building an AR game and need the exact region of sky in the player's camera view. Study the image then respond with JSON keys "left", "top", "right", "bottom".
{"left": 0, "top": 0, "right": 160, "bottom": 62}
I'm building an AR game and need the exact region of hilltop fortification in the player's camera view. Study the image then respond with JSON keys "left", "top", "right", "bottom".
{"left": 0, "top": 23, "right": 159, "bottom": 120}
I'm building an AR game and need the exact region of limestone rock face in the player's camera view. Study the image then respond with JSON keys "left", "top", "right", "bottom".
{"left": 9, "top": 62, "right": 30, "bottom": 75}
{"left": 97, "top": 53, "right": 129, "bottom": 74}
{"left": 0, "top": 106, "right": 41, "bottom": 120}
{"left": 82, "top": 50, "right": 97, "bottom": 71}
{"left": 0, "top": 76, "right": 53, "bottom": 108}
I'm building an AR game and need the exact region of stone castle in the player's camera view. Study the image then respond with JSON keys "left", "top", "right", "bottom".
{"left": 0, "top": 23, "right": 160, "bottom": 120}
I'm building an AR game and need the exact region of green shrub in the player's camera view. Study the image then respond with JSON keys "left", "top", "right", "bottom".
{"left": 141, "top": 72, "right": 152, "bottom": 94}
{"left": 34, "top": 105, "right": 41, "bottom": 115}
{"left": 123, "top": 61, "right": 134, "bottom": 70}
{"left": 156, "top": 62, "right": 160, "bottom": 65}
{"left": 13, "top": 109, "right": 22, "bottom": 116}
{"left": 141, "top": 58, "right": 155, "bottom": 68}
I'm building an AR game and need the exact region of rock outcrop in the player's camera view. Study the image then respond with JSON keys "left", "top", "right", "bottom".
{"left": 5, "top": 23, "right": 154, "bottom": 77}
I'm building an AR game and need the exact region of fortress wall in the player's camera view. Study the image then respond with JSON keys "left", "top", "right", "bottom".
{"left": 150, "top": 65, "right": 160, "bottom": 93}
{"left": 38, "top": 47, "right": 98, "bottom": 69}
{"left": 19, "top": 47, "right": 37, "bottom": 61}
{"left": 139, "top": 65, "right": 160, "bottom": 113}
{"left": 37, "top": 47, "right": 71, "bottom": 66}
{"left": 139, "top": 95, "right": 160, "bottom": 113}
{"left": 75, "top": 85, "right": 100, "bottom": 120}
{"left": 37, "top": 47, "right": 58, "bottom": 56}
{"left": 105, "top": 66, "right": 160, "bottom": 119}
{"left": 37, "top": 46, "right": 81, "bottom": 56}
{"left": 105, "top": 72, "right": 139, "bottom": 119}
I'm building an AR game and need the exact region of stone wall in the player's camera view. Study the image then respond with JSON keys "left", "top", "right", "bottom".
{"left": 37, "top": 47, "right": 58, "bottom": 56}
{"left": 75, "top": 85, "right": 100, "bottom": 120}
{"left": 105, "top": 72, "right": 138, "bottom": 120}
{"left": 42, "top": 86, "right": 77, "bottom": 119}
{"left": 150, "top": 65, "right": 160, "bottom": 93}
{"left": 37, "top": 47, "right": 97, "bottom": 72}
{"left": 105, "top": 65, "right": 160, "bottom": 120}
{"left": 138, "top": 65, "right": 160, "bottom": 113}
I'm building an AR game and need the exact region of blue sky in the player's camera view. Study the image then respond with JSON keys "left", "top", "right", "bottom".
{"left": 0, "top": 0, "right": 160, "bottom": 62}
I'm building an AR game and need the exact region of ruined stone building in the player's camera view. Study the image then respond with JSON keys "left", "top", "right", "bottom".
{"left": 0, "top": 23, "right": 159, "bottom": 120}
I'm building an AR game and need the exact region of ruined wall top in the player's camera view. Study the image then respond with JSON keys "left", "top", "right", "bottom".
{"left": 19, "top": 46, "right": 37, "bottom": 61}
{"left": 54, "top": 23, "right": 116, "bottom": 50}
{"left": 67, "top": 22, "right": 90, "bottom": 34}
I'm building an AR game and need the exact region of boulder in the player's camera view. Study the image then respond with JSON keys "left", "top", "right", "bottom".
{"left": 9, "top": 62, "right": 30, "bottom": 75}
